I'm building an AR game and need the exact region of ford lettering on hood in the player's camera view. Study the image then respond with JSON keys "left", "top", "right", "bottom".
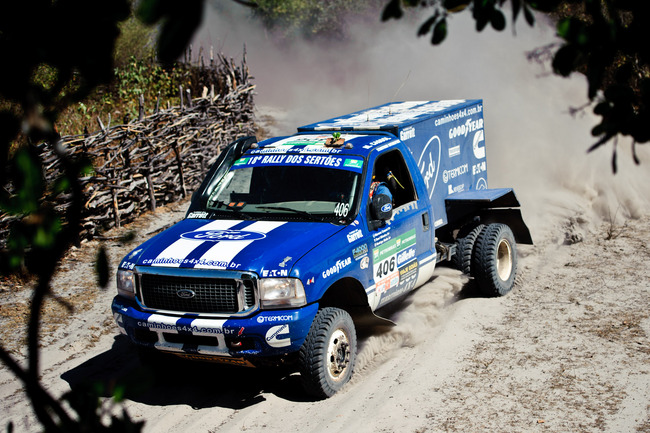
{"left": 123, "top": 218, "right": 344, "bottom": 273}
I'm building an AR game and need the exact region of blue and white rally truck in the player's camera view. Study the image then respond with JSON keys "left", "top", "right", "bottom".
{"left": 112, "top": 100, "right": 532, "bottom": 398}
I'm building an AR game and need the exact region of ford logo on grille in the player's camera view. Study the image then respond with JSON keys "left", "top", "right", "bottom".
{"left": 180, "top": 229, "right": 267, "bottom": 242}
{"left": 176, "top": 289, "right": 196, "bottom": 299}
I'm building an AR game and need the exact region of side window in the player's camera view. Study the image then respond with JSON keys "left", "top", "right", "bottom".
{"left": 372, "top": 150, "right": 417, "bottom": 208}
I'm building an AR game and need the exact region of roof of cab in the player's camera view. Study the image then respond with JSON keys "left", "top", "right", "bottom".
{"left": 250, "top": 133, "right": 398, "bottom": 158}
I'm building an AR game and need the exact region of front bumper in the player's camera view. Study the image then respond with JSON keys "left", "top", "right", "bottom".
{"left": 112, "top": 296, "right": 318, "bottom": 364}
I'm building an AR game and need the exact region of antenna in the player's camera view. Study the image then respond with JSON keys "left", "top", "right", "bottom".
{"left": 390, "top": 70, "right": 411, "bottom": 115}
{"left": 367, "top": 81, "right": 370, "bottom": 122}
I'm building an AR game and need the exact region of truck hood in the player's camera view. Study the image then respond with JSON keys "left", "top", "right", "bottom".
{"left": 121, "top": 218, "right": 344, "bottom": 275}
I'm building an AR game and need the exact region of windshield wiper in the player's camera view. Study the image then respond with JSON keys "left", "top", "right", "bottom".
{"left": 256, "top": 206, "right": 329, "bottom": 222}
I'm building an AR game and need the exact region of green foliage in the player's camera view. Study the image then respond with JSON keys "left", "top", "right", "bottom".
{"left": 114, "top": 12, "right": 157, "bottom": 69}
{"left": 382, "top": 0, "right": 648, "bottom": 170}
{"left": 252, "top": 0, "right": 382, "bottom": 39}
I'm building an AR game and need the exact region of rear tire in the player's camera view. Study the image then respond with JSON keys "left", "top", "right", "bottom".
{"left": 298, "top": 307, "right": 357, "bottom": 399}
{"left": 472, "top": 223, "right": 517, "bottom": 297}
{"left": 453, "top": 223, "right": 485, "bottom": 276}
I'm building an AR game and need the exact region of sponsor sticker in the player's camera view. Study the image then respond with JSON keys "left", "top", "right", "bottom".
{"left": 187, "top": 211, "right": 209, "bottom": 219}
{"left": 322, "top": 257, "right": 352, "bottom": 279}
{"left": 343, "top": 158, "right": 364, "bottom": 170}
{"left": 347, "top": 229, "right": 363, "bottom": 243}
{"left": 352, "top": 243, "right": 368, "bottom": 260}
{"left": 442, "top": 164, "right": 469, "bottom": 184}
{"left": 266, "top": 324, "right": 291, "bottom": 348}
{"left": 231, "top": 153, "right": 364, "bottom": 173}
{"left": 373, "top": 229, "right": 417, "bottom": 294}
{"left": 180, "top": 229, "right": 266, "bottom": 242}
{"left": 400, "top": 126, "right": 415, "bottom": 141}
{"left": 261, "top": 269, "right": 289, "bottom": 277}
{"left": 257, "top": 314, "right": 295, "bottom": 324}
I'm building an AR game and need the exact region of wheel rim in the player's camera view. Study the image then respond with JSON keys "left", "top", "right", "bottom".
{"left": 496, "top": 238, "right": 513, "bottom": 281}
{"left": 327, "top": 329, "right": 351, "bottom": 382}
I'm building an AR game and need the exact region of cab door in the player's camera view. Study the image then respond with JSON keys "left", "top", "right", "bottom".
{"left": 366, "top": 148, "right": 435, "bottom": 310}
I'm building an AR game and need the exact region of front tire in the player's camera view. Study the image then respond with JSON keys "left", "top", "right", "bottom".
{"left": 472, "top": 223, "right": 517, "bottom": 297}
{"left": 298, "top": 307, "right": 357, "bottom": 399}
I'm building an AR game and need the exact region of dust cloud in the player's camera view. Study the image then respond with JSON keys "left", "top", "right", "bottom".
{"left": 193, "top": 2, "right": 650, "bottom": 367}
{"left": 353, "top": 266, "right": 467, "bottom": 378}
{"left": 194, "top": 3, "right": 649, "bottom": 241}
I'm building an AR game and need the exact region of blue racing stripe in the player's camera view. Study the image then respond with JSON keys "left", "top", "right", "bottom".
{"left": 178, "top": 221, "right": 254, "bottom": 268}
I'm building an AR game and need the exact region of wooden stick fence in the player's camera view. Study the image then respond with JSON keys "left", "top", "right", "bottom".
{"left": 0, "top": 52, "right": 256, "bottom": 247}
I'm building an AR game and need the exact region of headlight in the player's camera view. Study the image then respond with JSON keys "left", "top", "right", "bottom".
{"left": 259, "top": 278, "right": 306, "bottom": 309}
{"left": 116, "top": 269, "right": 136, "bottom": 300}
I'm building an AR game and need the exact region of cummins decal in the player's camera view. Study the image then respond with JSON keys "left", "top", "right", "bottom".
{"left": 266, "top": 324, "right": 291, "bottom": 348}
{"left": 473, "top": 129, "right": 485, "bottom": 159}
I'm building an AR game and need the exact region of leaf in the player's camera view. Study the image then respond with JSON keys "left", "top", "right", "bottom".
{"left": 490, "top": 9, "right": 506, "bottom": 31}
{"left": 432, "top": 19, "right": 448, "bottom": 45}
{"left": 632, "top": 141, "right": 640, "bottom": 165}
{"left": 382, "top": 0, "right": 403, "bottom": 21}
{"left": 418, "top": 12, "right": 439, "bottom": 37}
{"left": 594, "top": 101, "right": 612, "bottom": 115}
{"left": 4, "top": 147, "right": 44, "bottom": 215}
{"left": 556, "top": 18, "right": 571, "bottom": 38}
{"left": 95, "top": 246, "right": 110, "bottom": 289}
{"left": 156, "top": 0, "right": 204, "bottom": 65}
{"left": 552, "top": 44, "right": 578, "bottom": 77}
{"left": 512, "top": 0, "right": 521, "bottom": 23}
{"left": 136, "top": 0, "right": 166, "bottom": 25}
{"left": 476, "top": 15, "right": 490, "bottom": 32}
{"left": 523, "top": 4, "right": 535, "bottom": 26}
{"left": 444, "top": 0, "right": 471, "bottom": 12}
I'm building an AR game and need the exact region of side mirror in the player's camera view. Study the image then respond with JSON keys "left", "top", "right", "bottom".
{"left": 371, "top": 193, "right": 393, "bottom": 221}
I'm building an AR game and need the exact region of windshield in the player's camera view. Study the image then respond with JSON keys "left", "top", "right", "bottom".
{"left": 203, "top": 154, "right": 364, "bottom": 223}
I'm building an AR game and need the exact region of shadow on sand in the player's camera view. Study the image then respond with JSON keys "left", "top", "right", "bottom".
{"left": 61, "top": 269, "right": 481, "bottom": 411}
{"left": 61, "top": 335, "right": 311, "bottom": 410}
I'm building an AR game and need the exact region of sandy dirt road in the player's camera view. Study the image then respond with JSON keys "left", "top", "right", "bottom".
{"left": 3, "top": 11, "right": 650, "bottom": 428}
{"left": 1, "top": 189, "right": 649, "bottom": 432}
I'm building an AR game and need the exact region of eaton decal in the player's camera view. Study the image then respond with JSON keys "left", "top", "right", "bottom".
{"left": 180, "top": 229, "right": 266, "bottom": 242}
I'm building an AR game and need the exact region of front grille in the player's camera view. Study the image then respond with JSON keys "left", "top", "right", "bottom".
{"left": 138, "top": 273, "right": 255, "bottom": 314}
